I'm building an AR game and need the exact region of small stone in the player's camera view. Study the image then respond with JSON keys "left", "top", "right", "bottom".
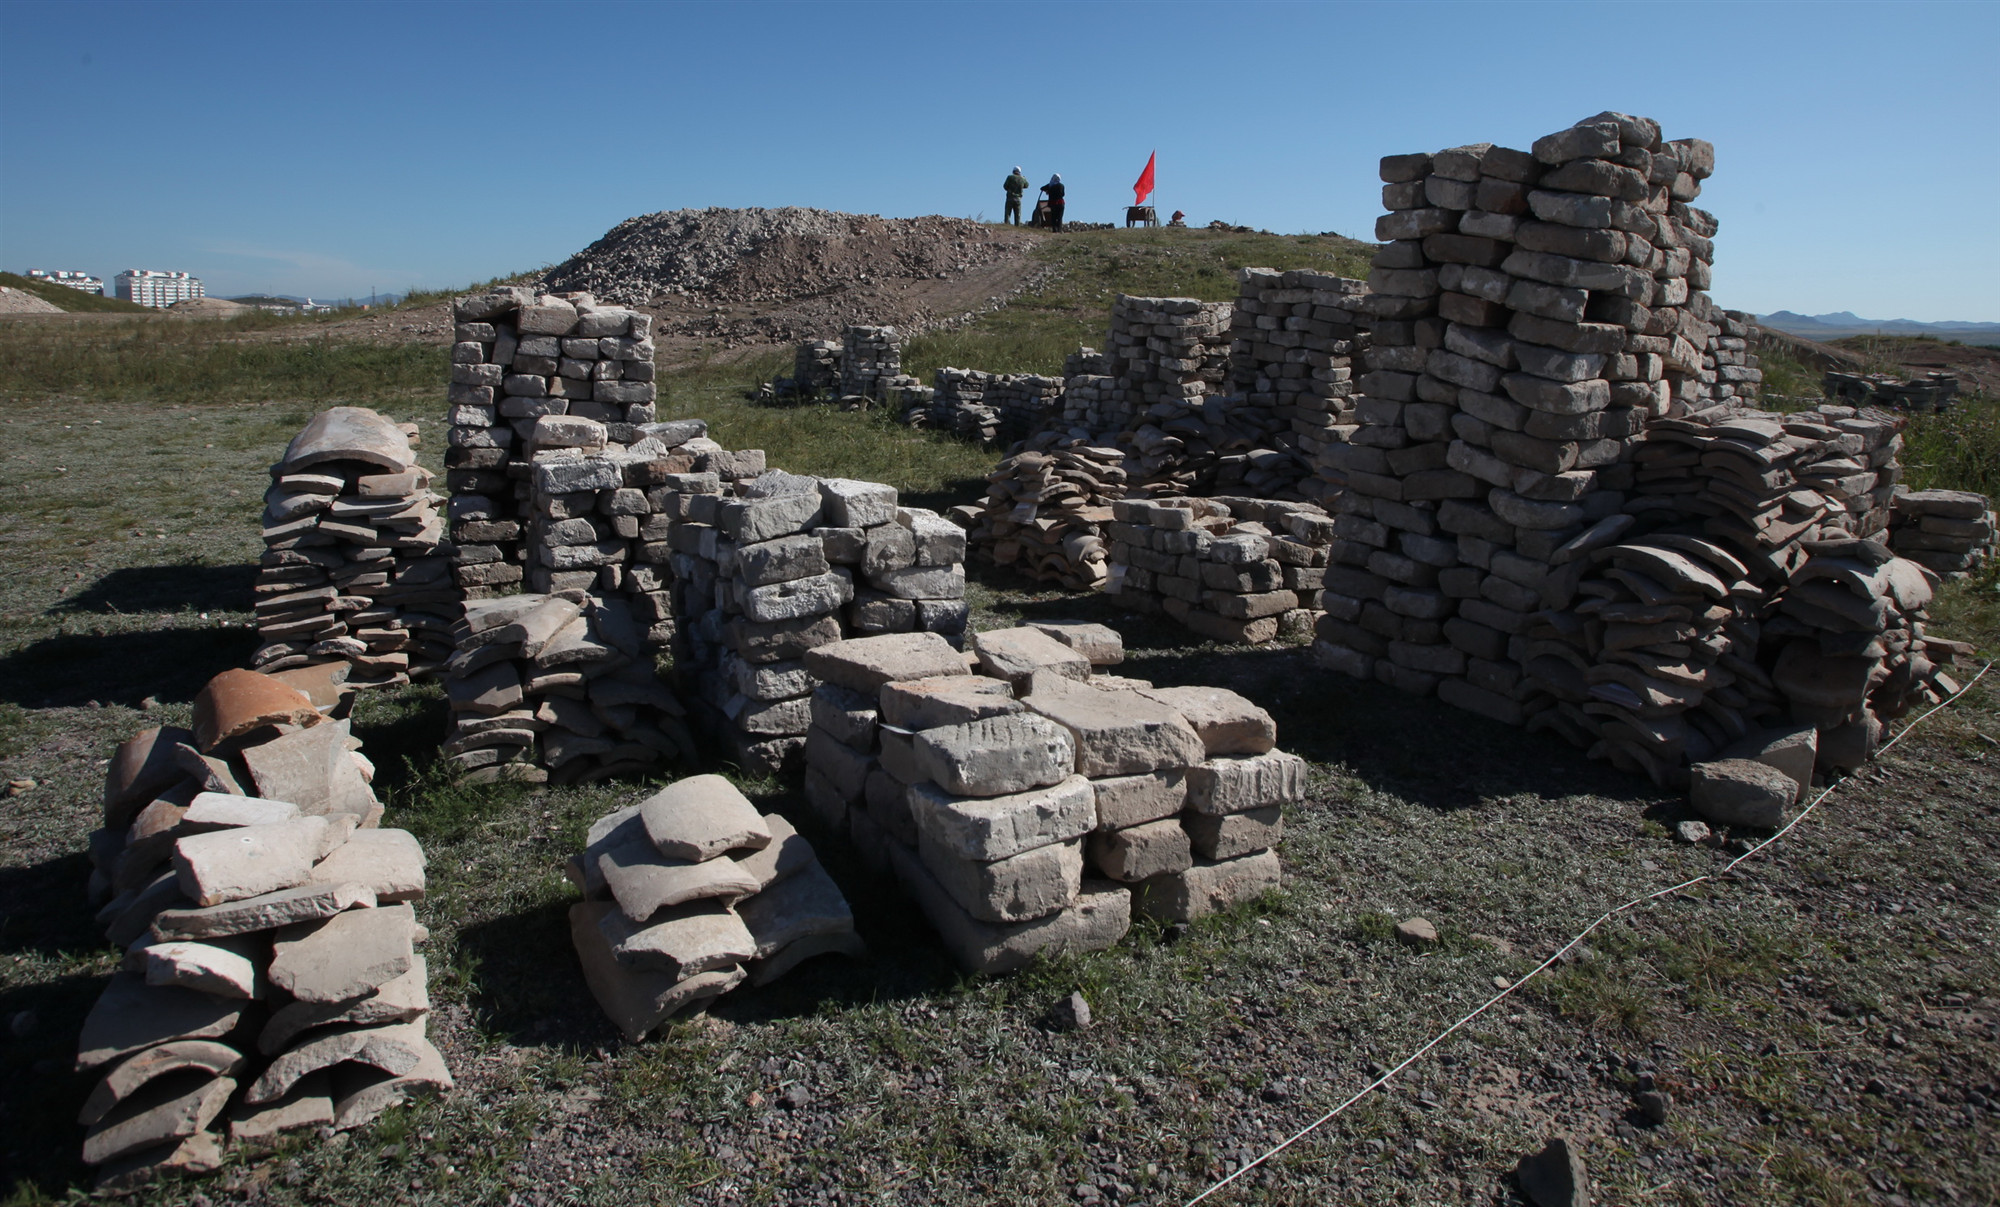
{"left": 1674, "top": 819, "right": 1711, "bottom": 844}
{"left": 1515, "top": 1134, "right": 1589, "bottom": 1207}
{"left": 5, "top": 778, "right": 35, "bottom": 796}
{"left": 1633, "top": 1088, "right": 1670, "bottom": 1125}
{"left": 1049, "top": 991, "right": 1093, "bottom": 1032}
{"left": 1395, "top": 917, "right": 1440, "bottom": 947}
{"left": 1689, "top": 759, "right": 1793, "bottom": 828}
{"left": 780, "top": 1083, "right": 812, "bottom": 1110}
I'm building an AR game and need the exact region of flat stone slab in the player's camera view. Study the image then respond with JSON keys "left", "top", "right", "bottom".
{"left": 1088, "top": 819, "right": 1193, "bottom": 882}
{"left": 181, "top": 792, "right": 300, "bottom": 829}
{"left": 79, "top": 1040, "right": 246, "bottom": 1126}
{"left": 1025, "top": 680, "right": 1206, "bottom": 778}
{"left": 918, "top": 832, "right": 1083, "bottom": 924}
{"left": 1027, "top": 621, "right": 1125, "bottom": 666}
{"left": 244, "top": 1019, "right": 432, "bottom": 1104}
{"left": 914, "top": 713, "right": 1075, "bottom": 798}
{"left": 890, "top": 842, "right": 1130, "bottom": 975}
{"left": 1720, "top": 725, "right": 1817, "bottom": 803}
{"left": 230, "top": 1069, "right": 334, "bottom": 1141}
{"left": 92, "top": 1130, "right": 224, "bottom": 1191}
{"left": 804, "top": 632, "right": 969, "bottom": 693}
{"left": 77, "top": 972, "right": 247, "bottom": 1071}
{"left": 1131, "top": 849, "right": 1282, "bottom": 923}
{"left": 151, "top": 880, "right": 376, "bottom": 941}
{"left": 329, "top": 1037, "right": 454, "bottom": 1132}
{"left": 732, "top": 812, "right": 816, "bottom": 890}
{"left": 173, "top": 816, "right": 333, "bottom": 907}
{"left": 1092, "top": 770, "right": 1188, "bottom": 831}
{"left": 735, "top": 858, "right": 854, "bottom": 959}
{"left": 1690, "top": 758, "right": 1792, "bottom": 828}
{"left": 1184, "top": 751, "right": 1308, "bottom": 816}
{"left": 240, "top": 719, "right": 378, "bottom": 822}
{"left": 82, "top": 1071, "right": 236, "bottom": 1167}
{"left": 269, "top": 903, "right": 416, "bottom": 1003}
{"left": 597, "top": 899, "right": 757, "bottom": 977}
{"left": 280, "top": 406, "right": 415, "bottom": 473}
{"left": 309, "top": 828, "right": 426, "bottom": 903}
{"left": 137, "top": 936, "right": 264, "bottom": 999}
{"left": 259, "top": 956, "right": 429, "bottom": 1055}
{"left": 1136, "top": 686, "right": 1277, "bottom": 755}
{"left": 638, "top": 775, "right": 772, "bottom": 862}
{"left": 878, "top": 675, "right": 1019, "bottom": 731}
{"left": 599, "top": 826, "right": 762, "bottom": 921}
{"left": 571, "top": 902, "right": 745, "bottom": 1040}
{"left": 1184, "top": 805, "right": 1284, "bottom": 860}
{"left": 973, "top": 627, "right": 1092, "bottom": 689}
{"left": 909, "top": 774, "right": 1094, "bottom": 862}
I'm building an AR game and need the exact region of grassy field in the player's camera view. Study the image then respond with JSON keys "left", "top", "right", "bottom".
{"left": 2, "top": 235, "right": 1997, "bottom": 1205}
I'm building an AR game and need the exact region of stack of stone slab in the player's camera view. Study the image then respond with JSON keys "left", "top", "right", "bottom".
{"left": 1106, "top": 496, "right": 1335, "bottom": 644}
{"left": 793, "top": 339, "right": 841, "bottom": 398}
{"left": 665, "top": 471, "right": 969, "bottom": 776}
{"left": 1825, "top": 370, "right": 1960, "bottom": 414}
{"left": 567, "top": 775, "right": 863, "bottom": 1040}
{"left": 960, "top": 436, "right": 1126, "bottom": 590}
{"left": 81, "top": 670, "right": 444, "bottom": 1189}
{"left": 1226, "top": 268, "right": 1370, "bottom": 504}
{"left": 799, "top": 628, "right": 1297, "bottom": 973}
{"left": 1890, "top": 488, "right": 1996, "bottom": 578}
{"left": 839, "top": 325, "right": 920, "bottom": 404}
{"left": 446, "top": 287, "right": 656, "bottom": 595}
{"left": 441, "top": 591, "right": 694, "bottom": 784}
{"left": 916, "top": 369, "right": 1066, "bottom": 444}
{"left": 253, "top": 408, "right": 453, "bottom": 686}
{"left": 1708, "top": 310, "right": 1764, "bottom": 405}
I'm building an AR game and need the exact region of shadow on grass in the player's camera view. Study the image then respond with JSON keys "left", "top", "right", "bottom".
{"left": 0, "top": 965, "right": 102, "bottom": 1199}
{"left": 0, "top": 627, "right": 258, "bottom": 709}
{"left": 0, "top": 850, "right": 103, "bottom": 960}
{"left": 899, "top": 477, "right": 990, "bottom": 517}
{"left": 50, "top": 562, "right": 257, "bottom": 617}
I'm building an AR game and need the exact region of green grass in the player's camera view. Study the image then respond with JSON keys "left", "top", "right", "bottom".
{"left": 0, "top": 272, "right": 150, "bottom": 314}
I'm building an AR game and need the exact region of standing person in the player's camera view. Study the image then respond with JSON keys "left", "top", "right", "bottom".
{"left": 1002, "top": 166, "right": 1029, "bottom": 225}
{"left": 1039, "top": 173, "right": 1066, "bottom": 232}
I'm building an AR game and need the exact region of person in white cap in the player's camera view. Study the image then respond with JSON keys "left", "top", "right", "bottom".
{"left": 1039, "top": 173, "right": 1066, "bottom": 232}
{"left": 1002, "top": 166, "right": 1030, "bottom": 225}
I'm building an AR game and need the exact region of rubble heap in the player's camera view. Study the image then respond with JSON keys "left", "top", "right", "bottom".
{"left": 959, "top": 439, "right": 1126, "bottom": 591}
{"left": 445, "top": 286, "right": 657, "bottom": 596}
{"left": 1106, "top": 497, "right": 1335, "bottom": 644}
{"left": 442, "top": 592, "right": 694, "bottom": 785}
{"left": 81, "top": 669, "right": 446, "bottom": 1189}
{"left": 1226, "top": 268, "right": 1371, "bottom": 503}
{"left": 665, "top": 471, "right": 970, "bottom": 776}
{"left": 1890, "top": 488, "right": 1996, "bottom": 579}
{"left": 1824, "top": 370, "right": 1960, "bottom": 414}
{"left": 799, "top": 629, "right": 1300, "bottom": 973}
{"left": 567, "top": 775, "right": 864, "bottom": 1040}
{"left": 253, "top": 408, "right": 453, "bottom": 686}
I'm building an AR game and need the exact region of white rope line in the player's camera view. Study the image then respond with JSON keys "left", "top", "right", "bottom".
{"left": 1184, "top": 660, "right": 1992, "bottom": 1205}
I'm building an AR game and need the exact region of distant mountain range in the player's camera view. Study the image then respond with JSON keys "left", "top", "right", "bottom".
{"left": 1758, "top": 311, "right": 2000, "bottom": 341}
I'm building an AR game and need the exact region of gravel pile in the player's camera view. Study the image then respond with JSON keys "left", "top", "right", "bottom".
{"left": 0, "top": 286, "right": 65, "bottom": 314}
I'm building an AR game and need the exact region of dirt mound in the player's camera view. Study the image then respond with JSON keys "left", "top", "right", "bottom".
{"left": 0, "top": 286, "right": 65, "bottom": 315}
{"left": 540, "top": 207, "right": 1046, "bottom": 345}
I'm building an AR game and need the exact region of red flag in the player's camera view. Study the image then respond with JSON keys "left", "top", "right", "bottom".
{"left": 1133, "top": 151, "right": 1156, "bottom": 205}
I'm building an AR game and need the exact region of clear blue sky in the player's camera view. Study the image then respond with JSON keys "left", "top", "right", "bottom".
{"left": 3, "top": 0, "right": 1994, "bottom": 320}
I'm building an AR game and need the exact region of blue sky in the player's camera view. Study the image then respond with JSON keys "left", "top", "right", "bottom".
{"left": 2, "top": 0, "right": 1994, "bottom": 319}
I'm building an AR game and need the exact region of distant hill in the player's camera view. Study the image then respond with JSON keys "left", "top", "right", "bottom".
{"left": 1759, "top": 310, "right": 2000, "bottom": 342}
{"left": 0, "top": 272, "right": 150, "bottom": 313}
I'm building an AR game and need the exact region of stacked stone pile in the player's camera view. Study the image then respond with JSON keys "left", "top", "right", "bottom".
{"left": 441, "top": 592, "right": 694, "bottom": 784}
{"left": 666, "top": 472, "right": 969, "bottom": 775}
{"left": 1105, "top": 496, "right": 1335, "bottom": 644}
{"left": 1825, "top": 370, "right": 1960, "bottom": 413}
{"left": 81, "top": 669, "right": 445, "bottom": 1188}
{"left": 1890, "top": 488, "right": 1996, "bottom": 579}
{"left": 959, "top": 437, "right": 1126, "bottom": 590}
{"left": 445, "top": 287, "right": 657, "bottom": 594}
{"left": 253, "top": 408, "right": 452, "bottom": 686}
{"left": 567, "top": 775, "right": 863, "bottom": 1039}
{"left": 1066, "top": 347, "right": 1108, "bottom": 378}
{"left": 840, "top": 325, "right": 920, "bottom": 403}
{"left": 1708, "top": 310, "right": 1764, "bottom": 404}
{"left": 1227, "top": 268, "right": 1371, "bottom": 504}
{"left": 915, "top": 369, "right": 1065, "bottom": 443}
{"left": 795, "top": 339, "right": 840, "bottom": 396}
{"left": 798, "top": 629, "right": 1299, "bottom": 973}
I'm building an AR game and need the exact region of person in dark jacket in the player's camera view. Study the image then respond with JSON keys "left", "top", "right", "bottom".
{"left": 1003, "top": 167, "right": 1029, "bottom": 225}
{"left": 1039, "top": 174, "right": 1065, "bottom": 232}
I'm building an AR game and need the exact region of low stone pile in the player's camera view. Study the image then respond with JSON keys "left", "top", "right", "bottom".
{"left": 445, "top": 286, "right": 657, "bottom": 594}
{"left": 253, "top": 408, "right": 452, "bottom": 686}
{"left": 1106, "top": 497, "right": 1335, "bottom": 644}
{"left": 792, "top": 339, "right": 841, "bottom": 398}
{"left": 1226, "top": 268, "right": 1370, "bottom": 503}
{"left": 1890, "top": 488, "right": 1996, "bottom": 579}
{"left": 666, "top": 471, "right": 969, "bottom": 775}
{"left": 81, "top": 669, "right": 445, "bottom": 1189}
{"left": 442, "top": 592, "right": 694, "bottom": 784}
{"left": 841, "top": 325, "right": 920, "bottom": 403}
{"left": 1824, "top": 369, "right": 1960, "bottom": 413}
{"left": 960, "top": 437, "right": 1127, "bottom": 590}
{"left": 916, "top": 369, "right": 1065, "bottom": 443}
{"left": 799, "top": 629, "right": 1299, "bottom": 973}
{"left": 567, "top": 775, "right": 863, "bottom": 1039}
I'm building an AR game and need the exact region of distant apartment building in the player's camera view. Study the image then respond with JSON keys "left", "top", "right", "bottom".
{"left": 114, "top": 269, "right": 205, "bottom": 308}
{"left": 26, "top": 269, "right": 104, "bottom": 295}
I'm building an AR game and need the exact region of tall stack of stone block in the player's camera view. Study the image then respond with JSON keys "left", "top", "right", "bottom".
{"left": 799, "top": 628, "right": 1298, "bottom": 973}
{"left": 1226, "top": 268, "right": 1370, "bottom": 503}
{"left": 1708, "top": 310, "right": 1764, "bottom": 404}
{"left": 795, "top": 339, "right": 840, "bottom": 396}
{"left": 568, "top": 775, "right": 863, "bottom": 1039}
{"left": 664, "top": 471, "right": 969, "bottom": 775}
{"left": 441, "top": 592, "right": 694, "bottom": 784}
{"left": 1890, "top": 488, "right": 1996, "bottom": 578}
{"left": 253, "top": 408, "right": 453, "bottom": 686}
{"left": 839, "top": 325, "right": 920, "bottom": 403}
{"left": 446, "top": 287, "right": 656, "bottom": 596}
{"left": 82, "top": 669, "right": 445, "bottom": 1189}
{"left": 1105, "top": 497, "right": 1334, "bottom": 644}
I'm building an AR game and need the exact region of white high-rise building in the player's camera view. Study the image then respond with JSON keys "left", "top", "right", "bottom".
{"left": 114, "top": 269, "right": 205, "bottom": 308}
{"left": 26, "top": 269, "right": 104, "bottom": 295}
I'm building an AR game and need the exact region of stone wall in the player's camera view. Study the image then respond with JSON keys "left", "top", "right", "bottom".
{"left": 916, "top": 368, "right": 1064, "bottom": 443}
{"left": 1105, "top": 496, "right": 1335, "bottom": 644}
{"left": 1889, "top": 488, "right": 1996, "bottom": 579}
